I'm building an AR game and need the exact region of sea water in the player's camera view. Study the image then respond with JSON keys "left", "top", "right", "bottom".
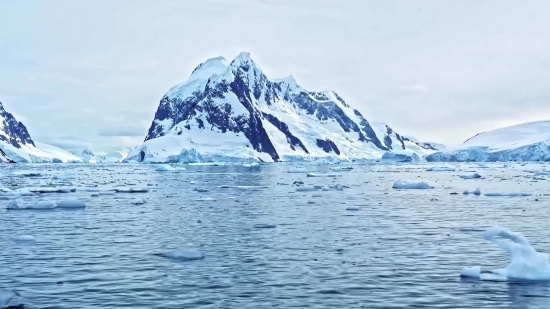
{"left": 1, "top": 162, "right": 550, "bottom": 308}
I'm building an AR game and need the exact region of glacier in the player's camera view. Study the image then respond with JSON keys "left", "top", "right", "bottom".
{"left": 78, "top": 148, "right": 132, "bottom": 163}
{"left": 427, "top": 121, "right": 550, "bottom": 162}
{"left": 126, "top": 52, "right": 440, "bottom": 163}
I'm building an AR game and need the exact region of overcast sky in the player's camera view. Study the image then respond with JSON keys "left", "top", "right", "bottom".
{"left": 1, "top": 0, "right": 550, "bottom": 152}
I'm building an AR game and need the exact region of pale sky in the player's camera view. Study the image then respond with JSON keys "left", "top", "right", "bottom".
{"left": 1, "top": 0, "right": 550, "bottom": 152}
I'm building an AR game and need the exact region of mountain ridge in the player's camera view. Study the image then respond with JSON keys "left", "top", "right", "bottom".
{"left": 127, "top": 52, "right": 440, "bottom": 163}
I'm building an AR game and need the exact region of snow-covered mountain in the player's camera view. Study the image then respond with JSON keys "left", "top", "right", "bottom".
{"left": 0, "top": 102, "right": 82, "bottom": 163}
{"left": 126, "top": 52, "right": 441, "bottom": 163}
{"left": 426, "top": 120, "right": 550, "bottom": 162}
{"left": 78, "top": 147, "right": 132, "bottom": 163}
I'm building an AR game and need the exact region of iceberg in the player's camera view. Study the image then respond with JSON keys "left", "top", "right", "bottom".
{"left": 461, "top": 227, "right": 550, "bottom": 280}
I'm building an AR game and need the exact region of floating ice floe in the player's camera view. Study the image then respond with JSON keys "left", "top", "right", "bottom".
{"left": 131, "top": 198, "right": 146, "bottom": 205}
{"left": 346, "top": 206, "right": 360, "bottom": 211}
{"left": 459, "top": 173, "right": 484, "bottom": 179}
{"left": 114, "top": 187, "right": 149, "bottom": 193}
{"left": 392, "top": 181, "right": 433, "bottom": 189}
{"left": 56, "top": 199, "right": 86, "bottom": 209}
{"left": 218, "top": 185, "right": 229, "bottom": 188}
{"left": 195, "top": 197, "right": 217, "bottom": 201}
{"left": 159, "top": 249, "right": 205, "bottom": 261}
{"left": 484, "top": 192, "right": 532, "bottom": 197}
{"left": 1, "top": 188, "right": 35, "bottom": 196}
{"left": 193, "top": 188, "right": 209, "bottom": 193}
{"left": 230, "top": 186, "right": 268, "bottom": 190}
{"left": 27, "top": 187, "right": 75, "bottom": 194}
{"left": 306, "top": 173, "right": 342, "bottom": 178}
{"left": 460, "top": 226, "right": 550, "bottom": 280}
{"left": 254, "top": 224, "right": 276, "bottom": 229}
{"left": 287, "top": 168, "right": 306, "bottom": 173}
{"left": 99, "top": 191, "right": 115, "bottom": 196}
{"left": 156, "top": 164, "right": 186, "bottom": 172}
{"left": 7, "top": 199, "right": 57, "bottom": 210}
{"left": 0, "top": 290, "right": 24, "bottom": 308}
{"left": 463, "top": 188, "right": 481, "bottom": 196}
{"left": 426, "top": 167, "right": 456, "bottom": 172}
{"left": 312, "top": 193, "right": 323, "bottom": 198}
{"left": 534, "top": 171, "right": 550, "bottom": 176}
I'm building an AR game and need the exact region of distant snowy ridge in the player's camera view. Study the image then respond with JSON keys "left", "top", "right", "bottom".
{"left": 78, "top": 147, "right": 132, "bottom": 163}
{"left": 427, "top": 120, "right": 550, "bottom": 162}
{"left": 127, "top": 52, "right": 440, "bottom": 163}
{"left": 0, "top": 102, "right": 82, "bottom": 163}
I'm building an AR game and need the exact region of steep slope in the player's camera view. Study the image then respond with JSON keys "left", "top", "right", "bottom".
{"left": 127, "top": 53, "right": 440, "bottom": 163}
{"left": 426, "top": 121, "right": 550, "bottom": 162}
{"left": 0, "top": 102, "right": 82, "bottom": 163}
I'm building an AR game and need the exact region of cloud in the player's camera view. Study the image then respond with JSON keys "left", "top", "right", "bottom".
{"left": 98, "top": 128, "right": 145, "bottom": 137}
{"left": 401, "top": 84, "right": 429, "bottom": 93}
{"left": 1, "top": 0, "right": 550, "bottom": 149}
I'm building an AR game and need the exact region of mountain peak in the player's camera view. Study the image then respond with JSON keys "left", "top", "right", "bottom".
{"left": 138, "top": 53, "right": 439, "bottom": 163}
{"left": 230, "top": 52, "right": 254, "bottom": 68}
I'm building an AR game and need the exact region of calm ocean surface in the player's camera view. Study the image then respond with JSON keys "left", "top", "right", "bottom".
{"left": 1, "top": 162, "right": 550, "bottom": 308}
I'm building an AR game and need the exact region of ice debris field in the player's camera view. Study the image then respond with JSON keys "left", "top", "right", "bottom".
{"left": 2, "top": 162, "right": 550, "bottom": 308}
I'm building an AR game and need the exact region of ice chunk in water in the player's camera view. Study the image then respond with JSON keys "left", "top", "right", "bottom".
{"left": 484, "top": 192, "right": 532, "bottom": 197}
{"left": 160, "top": 249, "right": 205, "bottom": 261}
{"left": 463, "top": 188, "right": 481, "bottom": 195}
{"left": 114, "top": 187, "right": 148, "bottom": 193}
{"left": 195, "top": 197, "right": 217, "bottom": 201}
{"left": 156, "top": 164, "right": 185, "bottom": 172}
{"left": 460, "top": 173, "right": 483, "bottom": 179}
{"left": 307, "top": 173, "right": 342, "bottom": 177}
{"left": 462, "top": 227, "right": 550, "bottom": 281}
{"left": 535, "top": 171, "right": 550, "bottom": 176}
{"left": 7, "top": 199, "right": 56, "bottom": 210}
{"left": 131, "top": 198, "right": 145, "bottom": 205}
{"left": 426, "top": 167, "right": 455, "bottom": 172}
{"left": 346, "top": 206, "right": 360, "bottom": 211}
{"left": 156, "top": 164, "right": 172, "bottom": 171}
{"left": 57, "top": 199, "right": 86, "bottom": 209}
{"left": 392, "top": 181, "right": 433, "bottom": 189}
{"left": 460, "top": 266, "right": 480, "bottom": 279}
